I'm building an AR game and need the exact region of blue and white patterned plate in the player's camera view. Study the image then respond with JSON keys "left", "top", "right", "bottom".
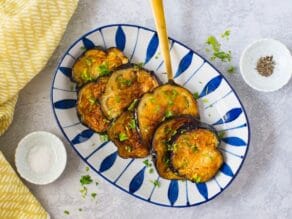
{"left": 51, "top": 24, "right": 250, "bottom": 207}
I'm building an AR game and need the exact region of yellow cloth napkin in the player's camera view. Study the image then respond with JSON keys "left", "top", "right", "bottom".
{"left": 0, "top": 0, "right": 78, "bottom": 135}
{"left": 0, "top": 151, "right": 48, "bottom": 219}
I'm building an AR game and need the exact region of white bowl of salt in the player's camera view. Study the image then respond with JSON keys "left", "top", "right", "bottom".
{"left": 15, "top": 131, "right": 67, "bottom": 185}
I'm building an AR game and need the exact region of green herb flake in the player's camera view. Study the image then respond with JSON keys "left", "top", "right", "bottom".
{"left": 221, "top": 30, "right": 231, "bottom": 40}
{"left": 163, "top": 156, "right": 170, "bottom": 166}
{"left": 115, "top": 96, "right": 121, "bottom": 103}
{"left": 80, "top": 175, "right": 93, "bottom": 186}
{"left": 80, "top": 186, "right": 88, "bottom": 198}
{"left": 78, "top": 208, "right": 82, "bottom": 212}
{"left": 227, "top": 65, "right": 235, "bottom": 74}
{"left": 165, "top": 110, "right": 173, "bottom": 118}
{"left": 202, "top": 98, "right": 209, "bottom": 103}
{"left": 125, "top": 145, "right": 132, "bottom": 153}
{"left": 85, "top": 58, "right": 92, "bottom": 66}
{"left": 64, "top": 210, "right": 70, "bottom": 215}
{"left": 193, "top": 92, "right": 200, "bottom": 100}
{"left": 128, "top": 119, "right": 136, "bottom": 129}
{"left": 191, "top": 145, "right": 198, "bottom": 152}
{"left": 119, "top": 133, "right": 128, "bottom": 142}
{"left": 143, "top": 159, "right": 152, "bottom": 167}
{"left": 80, "top": 46, "right": 86, "bottom": 51}
{"left": 134, "top": 62, "right": 145, "bottom": 69}
{"left": 91, "top": 192, "right": 97, "bottom": 199}
{"left": 99, "top": 134, "right": 109, "bottom": 142}
{"left": 85, "top": 166, "right": 90, "bottom": 172}
{"left": 95, "top": 181, "right": 99, "bottom": 186}
{"left": 98, "top": 63, "right": 111, "bottom": 76}
{"left": 151, "top": 179, "right": 161, "bottom": 187}
{"left": 192, "top": 175, "right": 201, "bottom": 183}
{"left": 206, "top": 36, "right": 221, "bottom": 53}
{"left": 88, "top": 97, "right": 96, "bottom": 105}
{"left": 128, "top": 99, "right": 138, "bottom": 111}
{"left": 149, "top": 168, "right": 154, "bottom": 174}
{"left": 218, "top": 131, "right": 225, "bottom": 139}
{"left": 81, "top": 69, "right": 92, "bottom": 82}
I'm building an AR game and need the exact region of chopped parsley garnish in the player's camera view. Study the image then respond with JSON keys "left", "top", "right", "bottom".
{"left": 119, "top": 133, "right": 128, "bottom": 141}
{"left": 80, "top": 46, "right": 86, "bottom": 51}
{"left": 91, "top": 192, "right": 97, "bottom": 199}
{"left": 165, "top": 110, "right": 173, "bottom": 118}
{"left": 218, "top": 131, "right": 225, "bottom": 139}
{"left": 134, "top": 62, "right": 145, "bottom": 69}
{"left": 149, "top": 168, "right": 154, "bottom": 174}
{"left": 81, "top": 69, "right": 92, "bottom": 82}
{"left": 64, "top": 210, "right": 70, "bottom": 215}
{"left": 128, "top": 119, "right": 136, "bottom": 129}
{"left": 80, "top": 186, "right": 88, "bottom": 198}
{"left": 98, "top": 63, "right": 111, "bottom": 76}
{"left": 202, "top": 98, "right": 209, "bottom": 103}
{"left": 150, "top": 179, "right": 161, "bottom": 187}
{"left": 85, "top": 58, "right": 92, "bottom": 66}
{"left": 85, "top": 166, "right": 89, "bottom": 172}
{"left": 143, "top": 159, "right": 152, "bottom": 167}
{"left": 227, "top": 65, "right": 235, "bottom": 74}
{"left": 163, "top": 156, "right": 170, "bottom": 165}
{"left": 193, "top": 175, "right": 201, "bottom": 183}
{"left": 99, "top": 134, "right": 109, "bottom": 142}
{"left": 128, "top": 99, "right": 138, "bottom": 111}
{"left": 149, "top": 97, "right": 156, "bottom": 103}
{"left": 191, "top": 145, "right": 198, "bottom": 152}
{"left": 80, "top": 175, "right": 93, "bottom": 186}
{"left": 88, "top": 97, "right": 96, "bottom": 105}
{"left": 115, "top": 96, "right": 121, "bottom": 103}
{"left": 221, "top": 30, "right": 231, "bottom": 40}
{"left": 206, "top": 35, "right": 231, "bottom": 62}
{"left": 125, "top": 145, "right": 132, "bottom": 152}
{"left": 117, "top": 75, "right": 132, "bottom": 87}
{"left": 193, "top": 92, "right": 200, "bottom": 100}
{"left": 79, "top": 208, "right": 82, "bottom": 212}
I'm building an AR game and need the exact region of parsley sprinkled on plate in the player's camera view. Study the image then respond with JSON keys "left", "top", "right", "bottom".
{"left": 80, "top": 175, "right": 93, "bottom": 186}
{"left": 64, "top": 210, "right": 70, "bottom": 215}
{"left": 119, "top": 132, "right": 128, "bottom": 141}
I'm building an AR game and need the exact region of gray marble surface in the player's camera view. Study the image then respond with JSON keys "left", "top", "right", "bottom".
{"left": 0, "top": 0, "right": 292, "bottom": 218}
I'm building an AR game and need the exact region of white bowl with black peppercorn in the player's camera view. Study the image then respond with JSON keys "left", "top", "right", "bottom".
{"left": 240, "top": 38, "right": 292, "bottom": 92}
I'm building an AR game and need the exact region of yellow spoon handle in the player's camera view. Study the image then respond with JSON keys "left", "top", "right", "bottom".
{"left": 150, "top": 0, "right": 173, "bottom": 80}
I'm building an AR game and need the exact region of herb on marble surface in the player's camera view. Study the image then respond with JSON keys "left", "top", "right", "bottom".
{"left": 149, "top": 168, "right": 154, "bottom": 174}
{"left": 85, "top": 166, "right": 89, "bottom": 172}
{"left": 80, "top": 175, "right": 93, "bottom": 186}
{"left": 91, "top": 192, "right": 97, "bottom": 199}
{"left": 227, "top": 65, "right": 236, "bottom": 74}
{"left": 205, "top": 30, "right": 235, "bottom": 74}
{"left": 95, "top": 181, "right": 99, "bottom": 186}
{"left": 80, "top": 186, "right": 88, "bottom": 198}
{"left": 79, "top": 208, "right": 82, "bottom": 212}
{"left": 64, "top": 210, "right": 70, "bottom": 215}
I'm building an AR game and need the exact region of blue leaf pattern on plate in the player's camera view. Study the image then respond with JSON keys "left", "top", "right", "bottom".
{"left": 129, "top": 166, "right": 146, "bottom": 194}
{"left": 213, "top": 108, "right": 242, "bottom": 125}
{"left": 220, "top": 163, "right": 234, "bottom": 177}
{"left": 59, "top": 67, "right": 72, "bottom": 78}
{"left": 54, "top": 99, "right": 76, "bottom": 109}
{"left": 115, "top": 26, "right": 126, "bottom": 51}
{"left": 144, "top": 33, "right": 158, "bottom": 64}
{"left": 71, "top": 129, "right": 94, "bottom": 144}
{"left": 222, "top": 137, "right": 246, "bottom": 146}
{"left": 99, "top": 151, "right": 118, "bottom": 173}
{"left": 200, "top": 75, "right": 222, "bottom": 98}
{"left": 196, "top": 183, "right": 208, "bottom": 200}
{"left": 175, "top": 51, "right": 193, "bottom": 78}
{"left": 82, "top": 37, "right": 95, "bottom": 49}
{"left": 168, "top": 180, "right": 179, "bottom": 206}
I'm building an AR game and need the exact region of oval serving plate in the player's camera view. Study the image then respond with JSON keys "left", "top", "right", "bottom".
{"left": 51, "top": 24, "right": 250, "bottom": 207}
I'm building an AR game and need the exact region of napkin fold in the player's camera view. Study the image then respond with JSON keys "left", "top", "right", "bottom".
{"left": 0, "top": 0, "right": 78, "bottom": 135}
{"left": 0, "top": 151, "right": 49, "bottom": 219}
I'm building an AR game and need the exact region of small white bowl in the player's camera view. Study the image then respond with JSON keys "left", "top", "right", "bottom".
{"left": 240, "top": 38, "right": 292, "bottom": 92}
{"left": 15, "top": 131, "right": 67, "bottom": 185}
